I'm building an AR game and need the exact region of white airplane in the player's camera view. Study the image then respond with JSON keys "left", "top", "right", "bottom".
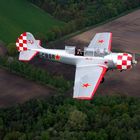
{"left": 16, "top": 32, "right": 137, "bottom": 100}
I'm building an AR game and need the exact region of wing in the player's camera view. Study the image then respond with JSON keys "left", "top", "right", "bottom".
{"left": 88, "top": 32, "right": 112, "bottom": 53}
{"left": 73, "top": 65, "right": 107, "bottom": 100}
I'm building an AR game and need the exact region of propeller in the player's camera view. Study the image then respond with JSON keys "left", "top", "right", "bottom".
{"left": 132, "top": 53, "right": 138, "bottom": 66}
{"left": 123, "top": 51, "right": 139, "bottom": 66}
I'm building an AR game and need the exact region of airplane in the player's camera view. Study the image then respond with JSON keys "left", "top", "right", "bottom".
{"left": 16, "top": 32, "right": 137, "bottom": 100}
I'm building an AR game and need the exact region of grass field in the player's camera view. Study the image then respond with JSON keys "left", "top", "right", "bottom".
{"left": 0, "top": 0, "right": 65, "bottom": 44}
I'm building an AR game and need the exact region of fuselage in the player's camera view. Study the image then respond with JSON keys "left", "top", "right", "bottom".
{"left": 16, "top": 32, "right": 137, "bottom": 100}
{"left": 34, "top": 48, "right": 132, "bottom": 70}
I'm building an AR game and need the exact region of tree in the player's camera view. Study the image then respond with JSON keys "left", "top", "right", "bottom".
{"left": 86, "top": 131, "right": 97, "bottom": 140}
{"left": 66, "top": 109, "right": 87, "bottom": 131}
{"left": 7, "top": 43, "right": 17, "bottom": 56}
{"left": 41, "top": 131, "right": 50, "bottom": 140}
{"left": 3, "top": 131, "right": 24, "bottom": 140}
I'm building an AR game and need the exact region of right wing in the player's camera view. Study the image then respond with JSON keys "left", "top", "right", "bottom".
{"left": 73, "top": 65, "right": 107, "bottom": 100}
{"left": 88, "top": 32, "right": 112, "bottom": 53}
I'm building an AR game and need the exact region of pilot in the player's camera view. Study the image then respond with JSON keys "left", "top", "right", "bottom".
{"left": 76, "top": 48, "right": 83, "bottom": 56}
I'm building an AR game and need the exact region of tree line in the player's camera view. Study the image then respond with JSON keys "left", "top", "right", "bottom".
{"left": 0, "top": 95, "right": 139, "bottom": 139}
{"left": 0, "top": 56, "right": 72, "bottom": 93}
{"left": 27, "top": 0, "right": 140, "bottom": 42}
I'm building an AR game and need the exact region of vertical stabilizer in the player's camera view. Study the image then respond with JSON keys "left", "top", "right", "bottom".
{"left": 16, "top": 32, "right": 40, "bottom": 61}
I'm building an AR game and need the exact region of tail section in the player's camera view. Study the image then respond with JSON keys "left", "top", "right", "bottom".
{"left": 16, "top": 32, "right": 41, "bottom": 61}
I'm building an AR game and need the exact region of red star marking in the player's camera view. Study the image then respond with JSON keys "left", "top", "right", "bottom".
{"left": 98, "top": 40, "right": 104, "bottom": 43}
{"left": 55, "top": 54, "right": 61, "bottom": 60}
{"left": 82, "top": 83, "right": 91, "bottom": 88}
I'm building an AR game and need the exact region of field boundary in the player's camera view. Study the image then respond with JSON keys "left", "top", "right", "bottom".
{"left": 49, "top": 6, "right": 140, "bottom": 45}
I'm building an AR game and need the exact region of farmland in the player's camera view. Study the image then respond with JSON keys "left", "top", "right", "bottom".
{"left": 0, "top": 0, "right": 64, "bottom": 43}
{"left": 67, "top": 9, "right": 140, "bottom": 97}
{"left": 0, "top": 9, "right": 140, "bottom": 107}
{"left": 36, "top": 9, "right": 140, "bottom": 97}
{"left": 0, "top": 0, "right": 140, "bottom": 140}
{"left": 0, "top": 2, "right": 139, "bottom": 139}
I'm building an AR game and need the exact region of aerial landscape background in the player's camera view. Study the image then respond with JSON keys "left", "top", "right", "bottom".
{"left": 0, "top": 0, "right": 139, "bottom": 139}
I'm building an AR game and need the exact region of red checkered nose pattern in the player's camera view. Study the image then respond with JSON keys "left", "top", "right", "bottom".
{"left": 16, "top": 32, "right": 27, "bottom": 52}
{"left": 116, "top": 53, "right": 132, "bottom": 70}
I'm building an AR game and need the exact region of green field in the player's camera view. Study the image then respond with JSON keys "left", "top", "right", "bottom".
{"left": 0, "top": 0, "right": 65, "bottom": 44}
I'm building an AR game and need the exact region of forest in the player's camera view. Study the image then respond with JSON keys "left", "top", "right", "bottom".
{"left": 0, "top": 95, "right": 139, "bottom": 140}
{"left": 29, "top": 0, "right": 140, "bottom": 22}
{"left": 0, "top": 56, "right": 139, "bottom": 140}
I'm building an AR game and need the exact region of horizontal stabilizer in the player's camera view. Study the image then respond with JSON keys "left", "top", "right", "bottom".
{"left": 19, "top": 50, "right": 38, "bottom": 61}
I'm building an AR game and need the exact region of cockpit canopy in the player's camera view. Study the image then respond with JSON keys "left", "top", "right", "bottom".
{"left": 65, "top": 46, "right": 76, "bottom": 54}
{"left": 65, "top": 46, "right": 109, "bottom": 57}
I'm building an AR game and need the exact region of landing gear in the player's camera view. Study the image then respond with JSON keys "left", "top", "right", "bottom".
{"left": 101, "top": 77, "right": 105, "bottom": 83}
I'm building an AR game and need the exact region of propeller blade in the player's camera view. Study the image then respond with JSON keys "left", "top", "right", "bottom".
{"left": 132, "top": 53, "right": 138, "bottom": 65}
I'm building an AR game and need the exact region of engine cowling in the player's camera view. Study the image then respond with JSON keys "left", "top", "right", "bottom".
{"left": 116, "top": 53, "right": 132, "bottom": 70}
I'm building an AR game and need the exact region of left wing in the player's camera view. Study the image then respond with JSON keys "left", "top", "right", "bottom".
{"left": 88, "top": 32, "right": 112, "bottom": 53}
{"left": 73, "top": 65, "right": 107, "bottom": 100}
